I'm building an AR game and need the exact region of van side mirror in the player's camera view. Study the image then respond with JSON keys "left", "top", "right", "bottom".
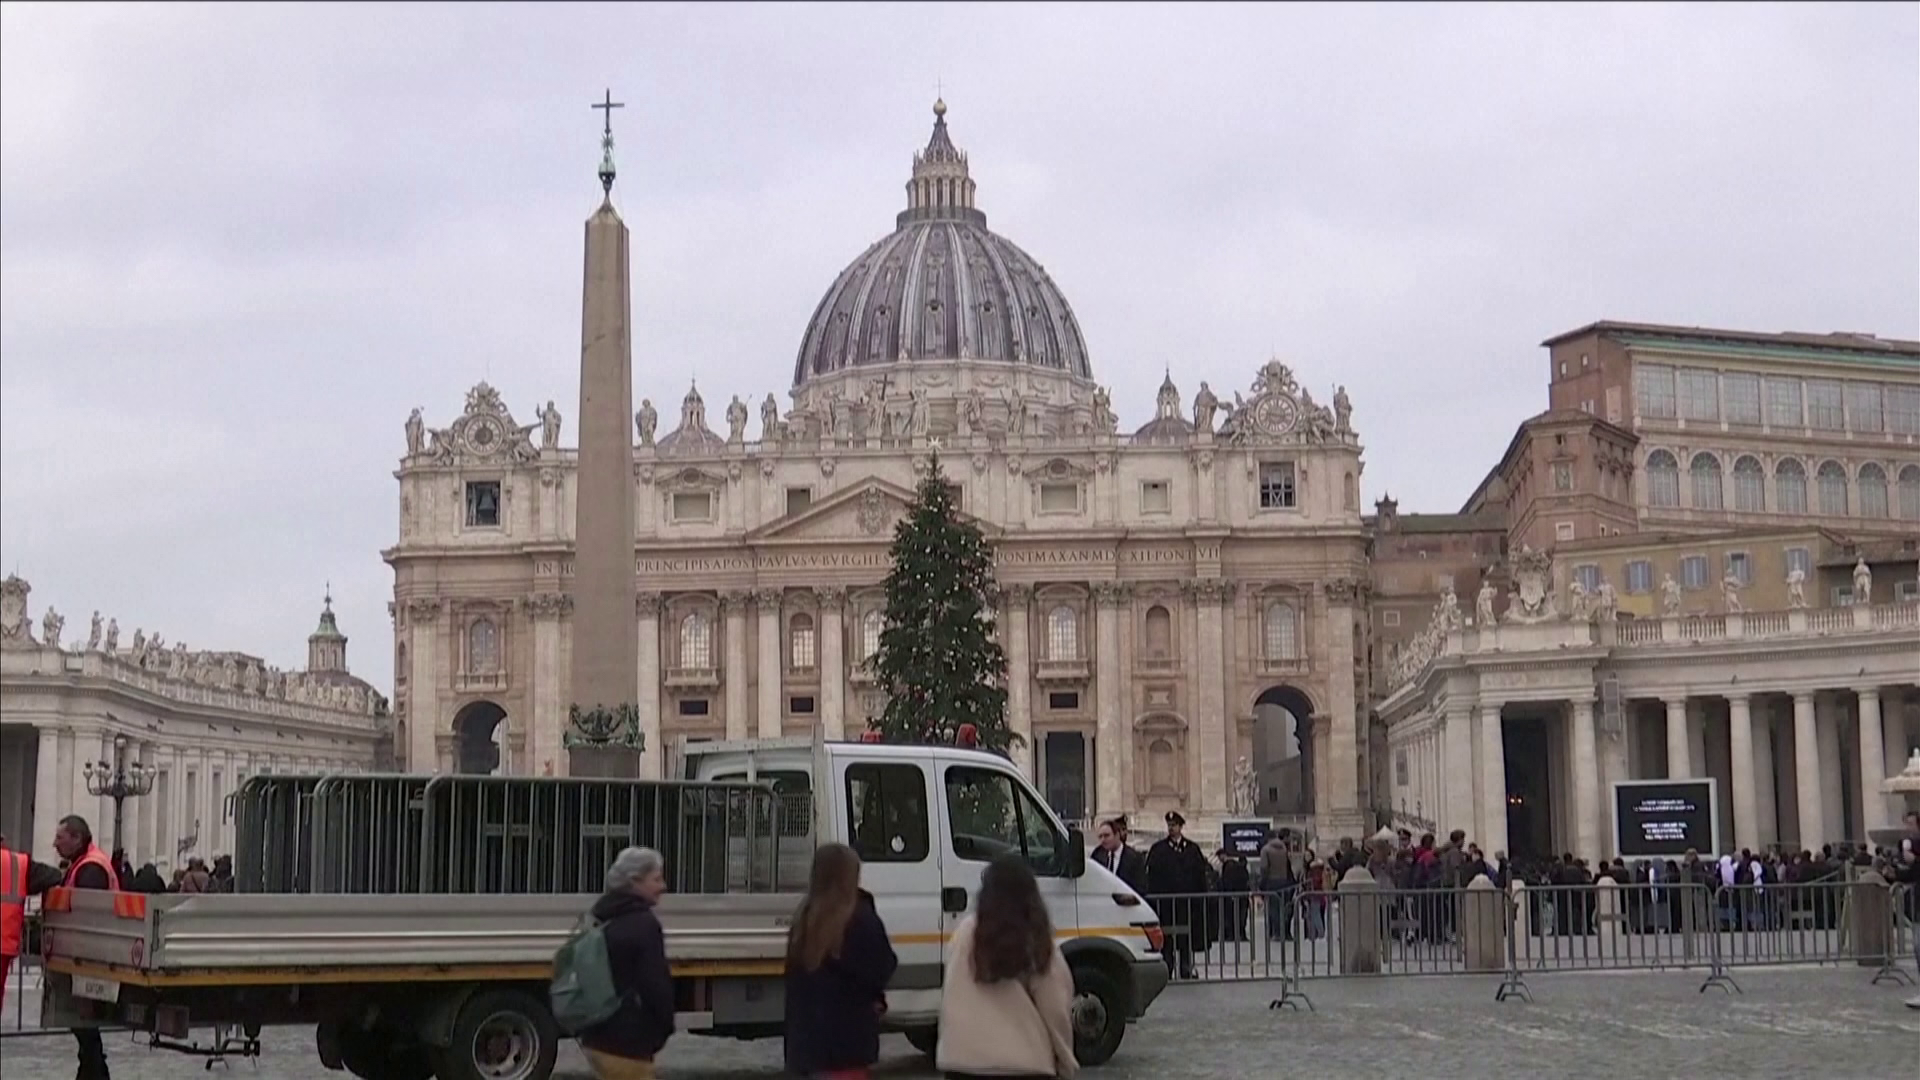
{"left": 1065, "top": 826, "right": 1087, "bottom": 879}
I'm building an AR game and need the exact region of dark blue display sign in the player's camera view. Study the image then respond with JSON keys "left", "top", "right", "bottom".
{"left": 1221, "top": 820, "right": 1271, "bottom": 857}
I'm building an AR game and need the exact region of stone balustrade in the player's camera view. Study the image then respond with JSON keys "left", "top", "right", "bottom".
{"left": 1390, "top": 599, "right": 1920, "bottom": 702}
{"left": 15, "top": 645, "right": 382, "bottom": 732}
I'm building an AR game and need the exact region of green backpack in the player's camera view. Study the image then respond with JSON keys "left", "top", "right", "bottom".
{"left": 550, "top": 915, "right": 624, "bottom": 1035}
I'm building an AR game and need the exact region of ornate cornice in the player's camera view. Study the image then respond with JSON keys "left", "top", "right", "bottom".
{"left": 999, "top": 584, "right": 1035, "bottom": 606}
{"left": 1182, "top": 578, "right": 1236, "bottom": 605}
{"left": 1091, "top": 581, "right": 1133, "bottom": 607}
{"left": 812, "top": 586, "right": 847, "bottom": 609}
{"left": 404, "top": 598, "right": 443, "bottom": 620}
{"left": 749, "top": 588, "right": 783, "bottom": 611}
{"left": 635, "top": 592, "right": 663, "bottom": 617}
{"left": 1324, "top": 578, "right": 1360, "bottom": 605}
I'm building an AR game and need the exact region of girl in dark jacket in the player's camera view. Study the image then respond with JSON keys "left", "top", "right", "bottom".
{"left": 783, "top": 842, "right": 899, "bottom": 1079}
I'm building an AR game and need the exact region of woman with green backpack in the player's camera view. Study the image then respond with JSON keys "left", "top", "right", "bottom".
{"left": 565, "top": 846, "right": 676, "bottom": 1079}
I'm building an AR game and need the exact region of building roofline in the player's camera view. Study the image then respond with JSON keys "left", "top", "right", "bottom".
{"left": 1539, "top": 319, "right": 1920, "bottom": 356}
{"left": 1459, "top": 409, "right": 1639, "bottom": 514}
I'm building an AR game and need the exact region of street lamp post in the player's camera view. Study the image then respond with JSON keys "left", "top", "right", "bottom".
{"left": 83, "top": 735, "right": 154, "bottom": 858}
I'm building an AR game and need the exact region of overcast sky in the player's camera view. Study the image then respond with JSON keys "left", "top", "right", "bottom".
{"left": 2, "top": 2, "right": 1915, "bottom": 694}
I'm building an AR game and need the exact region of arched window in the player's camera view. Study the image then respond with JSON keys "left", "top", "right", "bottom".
{"left": 1775, "top": 458, "right": 1807, "bottom": 514}
{"left": 1857, "top": 463, "right": 1889, "bottom": 519}
{"left": 1689, "top": 453, "right": 1723, "bottom": 511}
{"left": 1046, "top": 606, "right": 1079, "bottom": 660}
{"left": 1732, "top": 455, "right": 1765, "bottom": 512}
{"left": 466, "top": 618, "right": 499, "bottom": 674}
{"left": 680, "top": 612, "right": 712, "bottom": 669}
{"left": 1816, "top": 460, "right": 1849, "bottom": 516}
{"left": 860, "top": 610, "right": 885, "bottom": 660}
{"left": 789, "top": 613, "right": 817, "bottom": 671}
{"left": 1645, "top": 450, "right": 1680, "bottom": 508}
{"left": 1144, "top": 605, "right": 1173, "bottom": 658}
{"left": 1264, "top": 602, "right": 1298, "bottom": 660}
{"left": 1899, "top": 465, "right": 1920, "bottom": 521}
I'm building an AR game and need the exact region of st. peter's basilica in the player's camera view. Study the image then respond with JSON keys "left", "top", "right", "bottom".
{"left": 387, "top": 101, "right": 1371, "bottom": 836}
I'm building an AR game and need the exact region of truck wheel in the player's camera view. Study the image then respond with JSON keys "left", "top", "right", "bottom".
{"left": 903, "top": 1026, "right": 938, "bottom": 1057}
{"left": 1069, "top": 965, "right": 1126, "bottom": 1067}
{"left": 336, "top": 1025, "right": 436, "bottom": 1080}
{"left": 432, "top": 989, "right": 560, "bottom": 1080}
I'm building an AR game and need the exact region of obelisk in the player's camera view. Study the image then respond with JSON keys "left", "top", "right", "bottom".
{"left": 567, "top": 91, "right": 641, "bottom": 777}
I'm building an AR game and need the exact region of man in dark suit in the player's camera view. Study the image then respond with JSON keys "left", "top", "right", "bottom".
{"left": 1146, "top": 811, "right": 1212, "bottom": 979}
{"left": 1092, "top": 818, "right": 1146, "bottom": 893}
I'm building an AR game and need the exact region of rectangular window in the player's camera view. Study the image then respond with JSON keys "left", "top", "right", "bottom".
{"left": 672, "top": 491, "right": 714, "bottom": 522}
{"left": 944, "top": 765, "right": 1063, "bottom": 875}
{"left": 1725, "top": 551, "right": 1752, "bottom": 586}
{"left": 1805, "top": 379, "right": 1844, "bottom": 430}
{"left": 677, "top": 698, "right": 710, "bottom": 717}
{"left": 1831, "top": 586, "right": 1854, "bottom": 607}
{"left": 1039, "top": 482, "right": 1079, "bottom": 513}
{"left": 1047, "top": 691, "right": 1080, "bottom": 711}
{"left": 1888, "top": 384, "right": 1920, "bottom": 435}
{"left": 1625, "top": 560, "right": 1654, "bottom": 594}
{"left": 944, "top": 483, "right": 964, "bottom": 507}
{"left": 1555, "top": 521, "right": 1576, "bottom": 542}
{"left": 1553, "top": 462, "right": 1573, "bottom": 491}
{"left": 1898, "top": 580, "right": 1919, "bottom": 603}
{"left": 464, "top": 481, "right": 502, "bottom": 528}
{"left": 1677, "top": 368, "right": 1719, "bottom": 421}
{"left": 1574, "top": 564, "right": 1602, "bottom": 592}
{"left": 1765, "top": 376, "right": 1803, "bottom": 428}
{"left": 1680, "top": 554, "right": 1709, "bottom": 589}
{"left": 846, "top": 763, "right": 930, "bottom": 864}
{"left": 1784, "top": 547, "right": 1812, "bottom": 577}
{"left": 785, "top": 487, "right": 813, "bottom": 516}
{"left": 1433, "top": 573, "right": 1454, "bottom": 591}
{"left": 1721, "top": 373, "right": 1761, "bottom": 425}
{"left": 1382, "top": 610, "right": 1401, "bottom": 627}
{"left": 788, "top": 695, "right": 816, "bottom": 715}
{"left": 1634, "top": 363, "right": 1677, "bottom": 419}
{"left": 1395, "top": 751, "right": 1409, "bottom": 788}
{"left": 1258, "top": 462, "right": 1296, "bottom": 509}
{"left": 1140, "top": 480, "right": 1172, "bottom": 514}
{"left": 1845, "top": 382, "right": 1883, "bottom": 433}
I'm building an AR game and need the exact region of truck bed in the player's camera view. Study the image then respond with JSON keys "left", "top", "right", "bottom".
{"left": 43, "top": 889, "right": 797, "bottom": 984}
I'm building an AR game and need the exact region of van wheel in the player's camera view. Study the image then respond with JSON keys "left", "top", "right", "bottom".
{"left": 431, "top": 989, "right": 560, "bottom": 1080}
{"left": 1069, "top": 965, "right": 1126, "bottom": 1067}
{"left": 903, "top": 1026, "right": 938, "bottom": 1057}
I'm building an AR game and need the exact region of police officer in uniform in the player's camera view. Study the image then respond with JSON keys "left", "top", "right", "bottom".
{"left": 1145, "top": 811, "right": 1211, "bottom": 979}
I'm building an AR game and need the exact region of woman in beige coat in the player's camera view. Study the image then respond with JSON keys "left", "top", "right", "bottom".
{"left": 936, "top": 854, "right": 1079, "bottom": 1079}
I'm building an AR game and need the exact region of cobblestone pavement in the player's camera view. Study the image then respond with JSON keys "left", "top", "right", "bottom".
{"left": 2, "top": 969, "right": 1916, "bottom": 1078}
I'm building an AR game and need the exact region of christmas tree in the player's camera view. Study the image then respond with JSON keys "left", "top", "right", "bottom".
{"left": 867, "top": 454, "right": 1013, "bottom": 752}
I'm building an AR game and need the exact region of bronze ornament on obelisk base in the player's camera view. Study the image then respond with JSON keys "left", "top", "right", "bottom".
{"left": 566, "top": 90, "right": 644, "bottom": 777}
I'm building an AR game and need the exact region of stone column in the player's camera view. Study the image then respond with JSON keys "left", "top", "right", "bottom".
{"left": 725, "top": 591, "right": 753, "bottom": 741}
{"left": 1817, "top": 697, "right": 1845, "bottom": 843}
{"left": 1856, "top": 687, "right": 1888, "bottom": 838}
{"left": 1728, "top": 694, "right": 1759, "bottom": 852}
{"left": 1093, "top": 582, "right": 1128, "bottom": 816}
{"left": 1323, "top": 578, "right": 1362, "bottom": 831}
{"left": 816, "top": 587, "right": 847, "bottom": 741}
{"left": 1189, "top": 579, "right": 1233, "bottom": 816}
{"left": 1444, "top": 703, "right": 1475, "bottom": 836}
{"left": 529, "top": 593, "right": 569, "bottom": 778}
{"left": 751, "top": 590, "right": 782, "bottom": 739}
{"left": 636, "top": 593, "right": 662, "bottom": 778}
{"left": 1886, "top": 697, "right": 1909, "bottom": 829}
{"left": 32, "top": 725, "right": 62, "bottom": 859}
{"left": 1664, "top": 697, "right": 1691, "bottom": 778}
{"left": 1569, "top": 697, "right": 1600, "bottom": 863}
{"left": 1479, "top": 704, "right": 1507, "bottom": 856}
{"left": 1003, "top": 587, "right": 1034, "bottom": 779}
{"left": 407, "top": 598, "right": 442, "bottom": 773}
{"left": 1792, "top": 691, "right": 1824, "bottom": 849}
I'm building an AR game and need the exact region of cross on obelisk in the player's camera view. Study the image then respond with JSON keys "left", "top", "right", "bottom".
{"left": 592, "top": 89, "right": 625, "bottom": 196}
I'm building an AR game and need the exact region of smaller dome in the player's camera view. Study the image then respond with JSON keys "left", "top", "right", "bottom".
{"left": 658, "top": 383, "right": 727, "bottom": 456}
{"left": 1134, "top": 371, "right": 1192, "bottom": 443}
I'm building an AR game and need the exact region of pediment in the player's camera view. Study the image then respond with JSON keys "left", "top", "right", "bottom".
{"left": 1022, "top": 456, "right": 1096, "bottom": 483}
{"left": 749, "top": 478, "right": 1002, "bottom": 543}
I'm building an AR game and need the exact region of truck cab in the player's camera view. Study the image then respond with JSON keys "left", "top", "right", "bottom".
{"left": 683, "top": 735, "right": 1169, "bottom": 1064}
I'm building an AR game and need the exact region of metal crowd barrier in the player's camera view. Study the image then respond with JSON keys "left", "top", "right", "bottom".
{"left": 1145, "top": 874, "right": 1917, "bottom": 1001}
{"left": 232, "top": 772, "right": 813, "bottom": 895}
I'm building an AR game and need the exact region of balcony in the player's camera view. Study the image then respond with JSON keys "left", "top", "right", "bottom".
{"left": 1260, "top": 655, "right": 1309, "bottom": 676}
{"left": 665, "top": 666, "right": 721, "bottom": 689}
{"left": 1134, "top": 654, "right": 1181, "bottom": 675}
{"left": 1033, "top": 657, "right": 1091, "bottom": 685}
{"left": 455, "top": 670, "right": 509, "bottom": 694}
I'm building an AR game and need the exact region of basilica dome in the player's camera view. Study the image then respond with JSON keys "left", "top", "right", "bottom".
{"left": 791, "top": 101, "right": 1092, "bottom": 389}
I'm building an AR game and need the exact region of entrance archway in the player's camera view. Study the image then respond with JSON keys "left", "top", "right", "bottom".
{"left": 1253, "top": 685, "right": 1316, "bottom": 817}
{"left": 453, "top": 701, "right": 507, "bottom": 775}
